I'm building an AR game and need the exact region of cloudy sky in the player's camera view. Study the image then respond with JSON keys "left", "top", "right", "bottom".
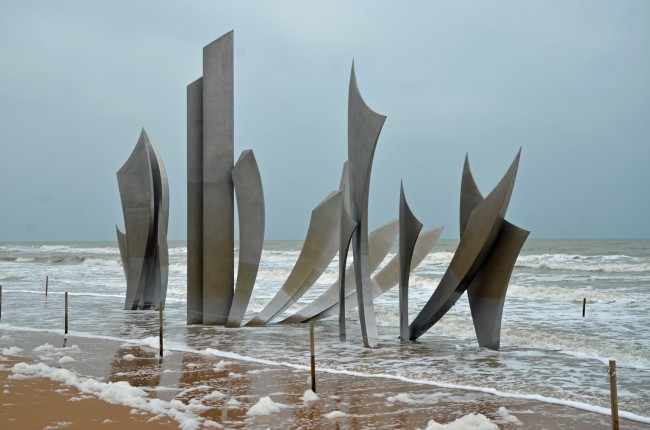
{"left": 0, "top": 1, "right": 648, "bottom": 241}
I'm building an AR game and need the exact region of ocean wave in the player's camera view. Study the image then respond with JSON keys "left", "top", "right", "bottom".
{"left": 15, "top": 257, "right": 35, "bottom": 262}
{"left": 0, "top": 289, "right": 124, "bottom": 299}
{"left": 516, "top": 254, "right": 650, "bottom": 273}
{"left": 422, "top": 251, "right": 455, "bottom": 266}
{"left": 260, "top": 250, "right": 301, "bottom": 261}
{"left": 81, "top": 258, "right": 121, "bottom": 266}
{"left": 169, "top": 262, "right": 187, "bottom": 271}
{"left": 39, "top": 244, "right": 74, "bottom": 251}
{"left": 507, "top": 284, "right": 648, "bottom": 302}
{"left": 168, "top": 247, "right": 187, "bottom": 257}
{"left": 503, "top": 326, "right": 650, "bottom": 370}
{"left": 40, "top": 244, "right": 117, "bottom": 254}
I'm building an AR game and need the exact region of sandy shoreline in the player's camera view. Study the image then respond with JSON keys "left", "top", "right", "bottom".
{"left": 1, "top": 329, "right": 648, "bottom": 429}
{"left": 1, "top": 354, "right": 177, "bottom": 429}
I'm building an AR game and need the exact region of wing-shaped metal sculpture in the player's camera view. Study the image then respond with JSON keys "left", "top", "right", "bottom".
{"left": 338, "top": 200, "right": 357, "bottom": 341}
{"left": 117, "top": 129, "right": 169, "bottom": 311}
{"left": 409, "top": 150, "right": 522, "bottom": 342}
{"left": 347, "top": 62, "right": 387, "bottom": 348}
{"left": 399, "top": 182, "right": 423, "bottom": 342}
{"left": 309, "top": 226, "right": 443, "bottom": 322}
{"left": 147, "top": 136, "right": 170, "bottom": 308}
{"left": 227, "top": 150, "right": 265, "bottom": 327}
{"left": 459, "top": 154, "right": 484, "bottom": 237}
{"left": 459, "top": 153, "right": 529, "bottom": 349}
{"left": 280, "top": 219, "right": 398, "bottom": 324}
{"left": 116, "top": 226, "right": 128, "bottom": 280}
{"left": 467, "top": 220, "right": 528, "bottom": 349}
{"left": 247, "top": 190, "right": 343, "bottom": 325}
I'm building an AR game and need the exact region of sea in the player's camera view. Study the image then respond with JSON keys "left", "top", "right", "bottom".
{"left": 1, "top": 239, "right": 649, "bottom": 424}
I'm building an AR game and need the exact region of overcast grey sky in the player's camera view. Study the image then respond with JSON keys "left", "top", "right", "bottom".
{"left": 0, "top": 1, "right": 648, "bottom": 242}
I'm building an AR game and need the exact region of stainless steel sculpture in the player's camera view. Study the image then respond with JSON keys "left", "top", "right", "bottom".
{"left": 399, "top": 182, "right": 423, "bottom": 342}
{"left": 179, "top": 33, "right": 529, "bottom": 351}
{"left": 338, "top": 198, "right": 357, "bottom": 341}
{"left": 187, "top": 76, "right": 204, "bottom": 324}
{"left": 346, "top": 63, "right": 386, "bottom": 348}
{"left": 116, "top": 129, "right": 169, "bottom": 310}
{"left": 247, "top": 161, "right": 355, "bottom": 326}
{"left": 203, "top": 31, "right": 234, "bottom": 325}
{"left": 227, "top": 150, "right": 265, "bottom": 327}
{"left": 308, "top": 226, "right": 443, "bottom": 322}
{"left": 280, "top": 219, "right": 398, "bottom": 324}
{"left": 408, "top": 151, "right": 527, "bottom": 349}
{"left": 460, "top": 155, "right": 529, "bottom": 350}
{"left": 187, "top": 31, "right": 265, "bottom": 325}
{"left": 247, "top": 190, "right": 343, "bottom": 326}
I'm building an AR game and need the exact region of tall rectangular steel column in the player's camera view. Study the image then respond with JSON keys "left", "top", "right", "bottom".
{"left": 187, "top": 77, "right": 204, "bottom": 324}
{"left": 202, "top": 31, "right": 234, "bottom": 324}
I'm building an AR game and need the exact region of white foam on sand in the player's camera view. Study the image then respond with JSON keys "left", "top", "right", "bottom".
{"left": 301, "top": 389, "right": 319, "bottom": 403}
{"left": 43, "top": 422, "right": 73, "bottom": 430}
{"left": 203, "top": 390, "right": 226, "bottom": 401}
{"left": 246, "top": 396, "right": 288, "bottom": 416}
{"left": 3, "top": 325, "right": 650, "bottom": 425}
{"left": 9, "top": 361, "right": 204, "bottom": 430}
{"left": 1, "top": 346, "right": 24, "bottom": 355}
{"left": 324, "top": 410, "right": 348, "bottom": 419}
{"left": 422, "top": 413, "right": 499, "bottom": 430}
{"left": 387, "top": 392, "right": 416, "bottom": 403}
{"left": 141, "top": 336, "right": 173, "bottom": 356}
{"left": 494, "top": 406, "right": 523, "bottom": 425}
{"left": 226, "top": 398, "right": 241, "bottom": 407}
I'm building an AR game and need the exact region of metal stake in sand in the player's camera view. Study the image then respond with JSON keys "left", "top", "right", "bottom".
{"left": 45, "top": 276, "right": 49, "bottom": 296}
{"left": 310, "top": 321, "right": 316, "bottom": 393}
{"left": 609, "top": 360, "right": 619, "bottom": 430}
{"left": 159, "top": 302, "right": 164, "bottom": 358}
{"left": 582, "top": 298, "right": 586, "bottom": 317}
{"left": 64, "top": 291, "right": 68, "bottom": 335}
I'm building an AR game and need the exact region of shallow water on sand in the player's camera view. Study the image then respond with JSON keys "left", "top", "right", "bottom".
{"left": 0, "top": 239, "right": 649, "bottom": 423}
{"left": 2, "top": 330, "right": 649, "bottom": 430}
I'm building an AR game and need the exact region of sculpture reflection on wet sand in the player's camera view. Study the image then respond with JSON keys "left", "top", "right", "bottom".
{"left": 187, "top": 31, "right": 265, "bottom": 326}
{"left": 116, "top": 129, "right": 169, "bottom": 311}
{"left": 409, "top": 150, "right": 528, "bottom": 350}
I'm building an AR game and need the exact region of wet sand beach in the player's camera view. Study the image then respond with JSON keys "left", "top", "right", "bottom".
{"left": 2, "top": 329, "right": 648, "bottom": 429}
{"left": 0, "top": 355, "right": 176, "bottom": 429}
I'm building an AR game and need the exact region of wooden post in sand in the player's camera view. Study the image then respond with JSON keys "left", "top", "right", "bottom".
{"left": 582, "top": 298, "right": 586, "bottom": 317}
{"left": 0, "top": 285, "right": 3, "bottom": 320}
{"left": 159, "top": 302, "right": 164, "bottom": 358}
{"left": 310, "top": 321, "right": 316, "bottom": 393}
{"left": 45, "top": 276, "right": 49, "bottom": 296}
{"left": 609, "top": 360, "right": 619, "bottom": 430}
{"left": 64, "top": 292, "right": 68, "bottom": 334}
